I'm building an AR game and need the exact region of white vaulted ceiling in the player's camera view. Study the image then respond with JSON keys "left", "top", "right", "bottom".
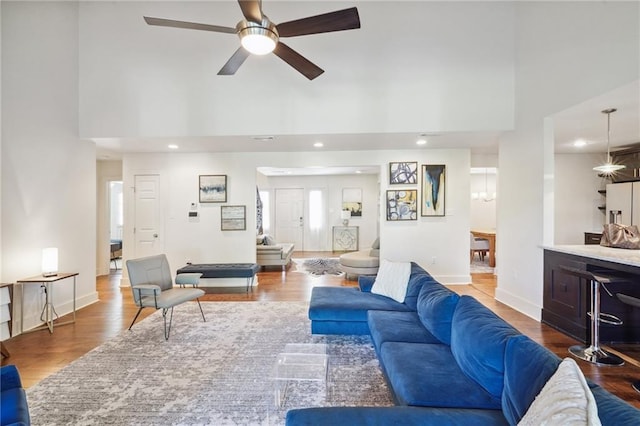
{"left": 78, "top": 1, "right": 638, "bottom": 158}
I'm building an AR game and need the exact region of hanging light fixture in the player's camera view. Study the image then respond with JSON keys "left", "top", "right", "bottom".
{"left": 593, "top": 108, "right": 625, "bottom": 175}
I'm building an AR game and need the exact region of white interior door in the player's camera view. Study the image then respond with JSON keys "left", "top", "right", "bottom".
{"left": 275, "top": 188, "right": 304, "bottom": 249}
{"left": 134, "top": 174, "right": 163, "bottom": 257}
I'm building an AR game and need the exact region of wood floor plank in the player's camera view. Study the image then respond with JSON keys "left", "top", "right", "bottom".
{"left": 2, "top": 253, "right": 640, "bottom": 409}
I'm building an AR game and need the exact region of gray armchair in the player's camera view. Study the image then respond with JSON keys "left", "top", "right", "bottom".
{"left": 126, "top": 254, "right": 206, "bottom": 340}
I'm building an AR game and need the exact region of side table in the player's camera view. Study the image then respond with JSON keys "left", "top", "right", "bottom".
{"left": 18, "top": 272, "right": 78, "bottom": 334}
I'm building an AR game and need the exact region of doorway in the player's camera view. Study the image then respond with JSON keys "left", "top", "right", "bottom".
{"left": 274, "top": 188, "right": 304, "bottom": 249}
{"left": 133, "top": 174, "right": 164, "bottom": 258}
{"left": 109, "top": 181, "right": 123, "bottom": 270}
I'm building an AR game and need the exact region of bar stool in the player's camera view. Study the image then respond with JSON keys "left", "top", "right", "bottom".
{"left": 616, "top": 293, "right": 640, "bottom": 393}
{"left": 559, "top": 266, "right": 624, "bottom": 366}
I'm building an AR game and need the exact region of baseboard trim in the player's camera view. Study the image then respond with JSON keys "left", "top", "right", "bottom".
{"left": 495, "top": 287, "right": 541, "bottom": 321}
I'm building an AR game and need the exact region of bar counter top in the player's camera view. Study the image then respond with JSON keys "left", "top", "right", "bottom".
{"left": 544, "top": 244, "right": 640, "bottom": 268}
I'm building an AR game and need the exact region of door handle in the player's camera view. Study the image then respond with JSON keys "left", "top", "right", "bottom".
{"left": 299, "top": 217, "right": 303, "bottom": 226}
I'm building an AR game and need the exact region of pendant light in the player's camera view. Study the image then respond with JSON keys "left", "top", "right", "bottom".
{"left": 593, "top": 108, "right": 625, "bottom": 175}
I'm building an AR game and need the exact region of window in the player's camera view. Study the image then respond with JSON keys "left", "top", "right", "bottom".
{"left": 309, "top": 190, "right": 322, "bottom": 230}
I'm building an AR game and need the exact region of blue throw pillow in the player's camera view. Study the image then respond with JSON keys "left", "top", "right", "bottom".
{"left": 416, "top": 284, "right": 459, "bottom": 345}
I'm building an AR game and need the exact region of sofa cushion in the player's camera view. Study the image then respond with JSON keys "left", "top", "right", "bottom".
{"left": 367, "top": 310, "right": 441, "bottom": 356}
{"left": 371, "top": 259, "right": 411, "bottom": 303}
{"left": 380, "top": 341, "right": 502, "bottom": 409}
{"left": 309, "top": 287, "right": 413, "bottom": 323}
{"left": 501, "top": 335, "right": 561, "bottom": 425}
{"left": 416, "top": 285, "right": 459, "bottom": 345}
{"left": 371, "top": 237, "right": 380, "bottom": 249}
{"left": 590, "top": 386, "right": 640, "bottom": 426}
{"left": 518, "top": 358, "right": 600, "bottom": 426}
{"left": 450, "top": 296, "right": 520, "bottom": 400}
{"left": 263, "top": 234, "right": 276, "bottom": 245}
{"left": 286, "top": 406, "right": 509, "bottom": 426}
{"left": 404, "top": 263, "right": 439, "bottom": 310}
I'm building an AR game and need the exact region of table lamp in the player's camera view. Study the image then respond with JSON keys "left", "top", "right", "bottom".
{"left": 42, "top": 247, "right": 59, "bottom": 277}
{"left": 341, "top": 210, "right": 351, "bottom": 226}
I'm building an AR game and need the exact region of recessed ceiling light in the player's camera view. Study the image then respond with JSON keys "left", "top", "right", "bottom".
{"left": 416, "top": 134, "right": 428, "bottom": 145}
{"left": 168, "top": 144, "right": 179, "bottom": 149}
{"left": 573, "top": 139, "right": 587, "bottom": 148}
{"left": 252, "top": 136, "right": 275, "bottom": 142}
{"left": 314, "top": 142, "right": 324, "bottom": 148}
{"left": 355, "top": 170, "right": 362, "bottom": 174}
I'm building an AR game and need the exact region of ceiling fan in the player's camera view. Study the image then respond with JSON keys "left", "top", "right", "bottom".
{"left": 144, "top": 0, "right": 361, "bottom": 80}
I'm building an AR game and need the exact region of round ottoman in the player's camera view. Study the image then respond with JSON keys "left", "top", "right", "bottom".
{"left": 339, "top": 250, "right": 380, "bottom": 279}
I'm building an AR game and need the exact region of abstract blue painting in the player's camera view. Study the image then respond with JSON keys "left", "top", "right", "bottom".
{"left": 421, "top": 165, "right": 445, "bottom": 216}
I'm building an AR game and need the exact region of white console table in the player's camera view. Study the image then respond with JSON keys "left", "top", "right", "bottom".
{"left": 332, "top": 226, "right": 359, "bottom": 251}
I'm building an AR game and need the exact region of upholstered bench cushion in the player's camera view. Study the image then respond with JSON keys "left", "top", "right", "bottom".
{"left": 380, "top": 341, "right": 502, "bottom": 409}
{"left": 176, "top": 263, "right": 259, "bottom": 278}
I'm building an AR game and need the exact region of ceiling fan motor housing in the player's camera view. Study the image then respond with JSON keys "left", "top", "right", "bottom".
{"left": 237, "top": 17, "right": 279, "bottom": 54}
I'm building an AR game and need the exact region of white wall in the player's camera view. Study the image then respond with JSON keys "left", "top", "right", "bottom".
{"left": 78, "top": 1, "right": 515, "bottom": 138}
{"left": 554, "top": 153, "right": 605, "bottom": 244}
{"left": 123, "top": 149, "right": 470, "bottom": 285}
{"left": 470, "top": 172, "right": 497, "bottom": 230}
{"left": 497, "top": 1, "right": 639, "bottom": 320}
{"left": 261, "top": 173, "right": 379, "bottom": 251}
{"left": 96, "top": 160, "right": 123, "bottom": 275}
{"left": 1, "top": 2, "right": 99, "bottom": 333}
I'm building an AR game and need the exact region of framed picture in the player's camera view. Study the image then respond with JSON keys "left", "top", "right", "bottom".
{"left": 389, "top": 162, "right": 418, "bottom": 185}
{"left": 221, "top": 205, "right": 246, "bottom": 231}
{"left": 199, "top": 175, "right": 227, "bottom": 203}
{"left": 386, "top": 190, "right": 417, "bottom": 221}
{"left": 333, "top": 226, "right": 359, "bottom": 251}
{"left": 421, "top": 164, "right": 446, "bottom": 216}
{"left": 342, "top": 188, "right": 362, "bottom": 217}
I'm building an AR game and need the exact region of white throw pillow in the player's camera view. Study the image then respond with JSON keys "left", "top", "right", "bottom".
{"left": 518, "top": 358, "right": 601, "bottom": 426}
{"left": 371, "top": 259, "right": 411, "bottom": 303}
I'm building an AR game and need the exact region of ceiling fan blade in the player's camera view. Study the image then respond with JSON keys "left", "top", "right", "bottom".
{"left": 276, "top": 7, "right": 360, "bottom": 38}
{"left": 218, "top": 47, "right": 251, "bottom": 75}
{"left": 273, "top": 42, "right": 324, "bottom": 80}
{"left": 237, "top": 0, "right": 263, "bottom": 23}
{"left": 144, "top": 16, "right": 236, "bottom": 34}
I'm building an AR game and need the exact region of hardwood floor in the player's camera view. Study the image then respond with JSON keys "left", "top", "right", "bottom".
{"left": 2, "top": 252, "right": 640, "bottom": 410}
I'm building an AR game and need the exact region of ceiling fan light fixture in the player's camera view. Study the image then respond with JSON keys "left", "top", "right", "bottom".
{"left": 238, "top": 19, "right": 278, "bottom": 55}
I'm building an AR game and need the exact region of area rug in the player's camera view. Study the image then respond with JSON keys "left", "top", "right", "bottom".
{"left": 470, "top": 257, "right": 494, "bottom": 274}
{"left": 26, "top": 302, "right": 392, "bottom": 425}
{"left": 299, "top": 258, "right": 343, "bottom": 276}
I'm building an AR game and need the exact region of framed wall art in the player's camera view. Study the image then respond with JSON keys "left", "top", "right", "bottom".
{"left": 421, "top": 164, "right": 446, "bottom": 216}
{"left": 389, "top": 162, "right": 418, "bottom": 185}
{"left": 342, "top": 188, "right": 362, "bottom": 217}
{"left": 221, "top": 205, "right": 246, "bottom": 231}
{"left": 199, "top": 175, "right": 227, "bottom": 203}
{"left": 386, "top": 190, "right": 417, "bottom": 221}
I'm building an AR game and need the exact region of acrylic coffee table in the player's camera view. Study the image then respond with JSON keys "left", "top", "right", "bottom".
{"left": 273, "top": 343, "right": 329, "bottom": 408}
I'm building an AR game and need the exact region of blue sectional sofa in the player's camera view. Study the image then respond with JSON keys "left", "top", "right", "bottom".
{"left": 1, "top": 365, "right": 30, "bottom": 426}
{"left": 290, "top": 263, "right": 640, "bottom": 425}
